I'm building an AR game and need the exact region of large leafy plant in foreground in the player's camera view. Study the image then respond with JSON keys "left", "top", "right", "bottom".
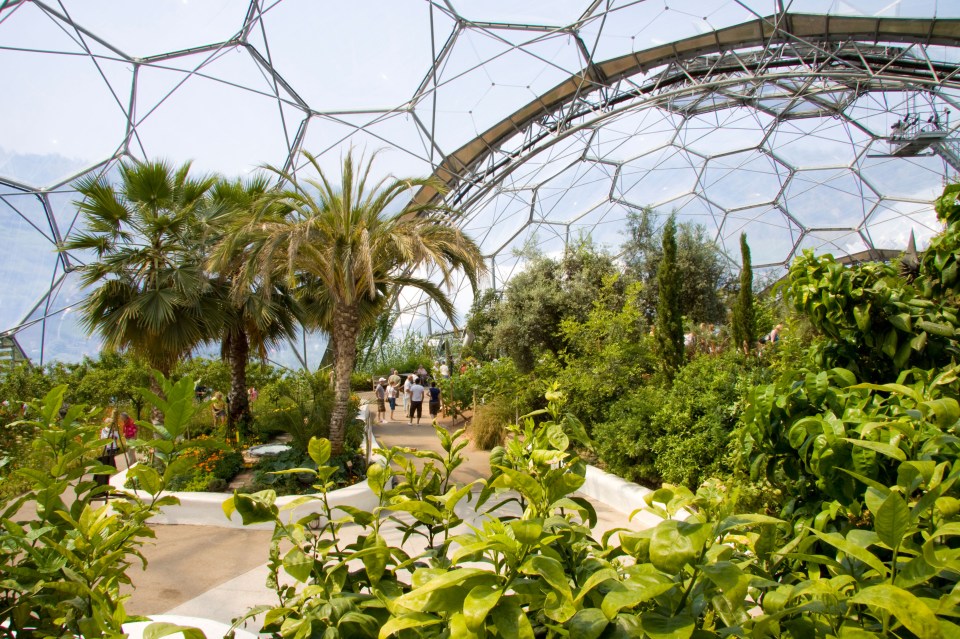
{"left": 0, "top": 387, "right": 180, "bottom": 638}
{"left": 228, "top": 392, "right": 788, "bottom": 638}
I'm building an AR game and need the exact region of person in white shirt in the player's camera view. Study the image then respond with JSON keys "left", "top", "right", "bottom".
{"left": 386, "top": 381, "right": 398, "bottom": 421}
{"left": 408, "top": 377, "right": 425, "bottom": 424}
{"left": 403, "top": 375, "right": 413, "bottom": 414}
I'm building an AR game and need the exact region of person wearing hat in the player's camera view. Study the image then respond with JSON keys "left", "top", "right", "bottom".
{"left": 375, "top": 378, "right": 387, "bottom": 424}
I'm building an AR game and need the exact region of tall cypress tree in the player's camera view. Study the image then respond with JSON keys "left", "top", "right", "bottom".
{"left": 655, "top": 215, "right": 684, "bottom": 379}
{"left": 732, "top": 233, "right": 756, "bottom": 354}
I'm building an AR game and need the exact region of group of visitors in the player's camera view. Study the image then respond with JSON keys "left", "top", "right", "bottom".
{"left": 374, "top": 367, "right": 442, "bottom": 425}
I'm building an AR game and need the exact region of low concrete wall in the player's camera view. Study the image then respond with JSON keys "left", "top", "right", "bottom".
{"left": 112, "top": 403, "right": 667, "bottom": 530}
{"left": 579, "top": 464, "right": 663, "bottom": 529}
{"left": 111, "top": 406, "right": 383, "bottom": 530}
{"left": 111, "top": 471, "right": 380, "bottom": 530}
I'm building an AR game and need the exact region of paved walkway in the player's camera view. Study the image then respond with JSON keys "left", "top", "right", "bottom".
{"left": 118, "top": 395, "right": 649, "bottom": 629}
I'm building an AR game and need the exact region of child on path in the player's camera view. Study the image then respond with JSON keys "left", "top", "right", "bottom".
{"left": 386, "top": 381, "right": 398, "bottom": 421}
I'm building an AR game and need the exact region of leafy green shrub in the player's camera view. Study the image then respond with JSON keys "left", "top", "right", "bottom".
{"left": 469, "top": 396, "right": 512, "bottom": 450}
{"left": 255, "top": 369, "right": 337, "bottom": 453}
{"left": 249, "top": 446, "right": 365, "bottom": 495}
{"left": 554, "top": 279, "right": 657, "bottom": 428}
{"left": 351, "top": 371, "right": 373, "bottom": 392}
{"left": 594, "top": 352, "right": 760, "bottom": 489}
{"left": 0, "top": 386, "right": 185, "bottom": 638}
{"left": 592, "top": 385, "right": 662, "bottom": 486}
{"left": 651, "top": 352, "right": 760, "bottom": 487}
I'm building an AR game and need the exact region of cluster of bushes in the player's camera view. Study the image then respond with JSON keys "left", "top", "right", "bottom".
{"left": 165, "top": 435, "right": 245, "bottom": 492}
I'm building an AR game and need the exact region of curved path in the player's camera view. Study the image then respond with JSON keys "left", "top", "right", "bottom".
{"left": 121, "top": 395, "right": 651, "bottom": 628}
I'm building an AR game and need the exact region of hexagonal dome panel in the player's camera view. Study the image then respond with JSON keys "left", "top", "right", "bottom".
{"left": 3, "top": 0, "right": 959, "bottom": 364}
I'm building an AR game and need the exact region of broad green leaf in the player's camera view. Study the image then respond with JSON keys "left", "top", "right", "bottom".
{"left": 388, "top": 499, "right": 443, "bottom": 522}
{"left": 464, "top": 584, "right": 502, "bottom": 630}
{"left": 447, "top": 612, "right": 481, "bottom": 639}
{"left": 850, "top": 584, "right": 943, "bottom": 639}
{"left": 129, "top": 465, "right": 162, "bottom": 496}
{"left": 600, "top": 580, "right": 675, "bottom": 619}
{"left": 360, "top": 534, "right": 389, "bottom": 587}
{"left": 830, "top": 368, "right": 858, "bottom": 387}
{"left": 649, "top": 520, "right": 708, "bottom": 574}
{"left": 841, "top": 438, "right": 906, "bottom": 461}
{"left": 490, "top": 468, "right": 544, "bottom": 504}
{"left": 895, "top": 554, "right": 938, "bottom": 590}
{"left": 566, "top": 608, "right": 609, "bottom": 639}
{"left": 282, "top": 546, "right": 313, "bottom": 583}
{"left": 717, "top": 513, "right": 783, "bottom": 534}
{"left": 308, "top": 438, "right": 331, "bottom": 465}
{"left": 640, "top": 612, "right": 695, "bottom": 639}
{"left": 807, "top": 529, "right": 888, "bottom": 578}
{"left": 394, "top": 568, "right": 491, "bottom": 611}
{"left": 853, "top": 305, "right": 872, "bottom": 332}
{"left": 229, "top": 492, "right": 277, "bottom": 525}
{"left": 491, "top": 597, "right": 535, "bottom": 639}
{"left": 510, "top": 519, "right": 543, "bottom": 546}
{"left": 875, "top": 492, "right": 913, "bottom": 549}
{"left": 574, "top": 568, "right": 619, "bottom": 604}
{"left": 546, "top": 423, "right": 569, "bottom": 451}
{"left": 923, "top": 398, "right": 960, "bottom": 428}
{"left": 521, "top": 556, "right": 572, "bottom": 599}
{"left": 889, "top": 313, "right": 912, "bottom": 332}
{"left": 378, "top": 613, "right": 442, "bottom": 638}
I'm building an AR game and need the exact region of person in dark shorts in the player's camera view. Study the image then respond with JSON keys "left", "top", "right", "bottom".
{"left": 408, "top": 376, "right": 425, "bottom": 424}
{"left": 428, "top": 380, "right": 441, "bottom": 420}
{"left": 375, "top": 378, "right": 387, "bottom": 423}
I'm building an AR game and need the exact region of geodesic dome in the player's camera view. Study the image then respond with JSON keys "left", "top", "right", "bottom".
{"left": 2, "top": 1, "right": 959, "bottom": 366}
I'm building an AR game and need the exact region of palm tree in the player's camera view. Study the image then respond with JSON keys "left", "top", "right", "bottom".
{"left": 219, "top": 150, "right": 485, "bottom": 454}
{"left": 64, "top": 160, "right": 222, "bottom": 391}
{"left": 206, "top": 176, "right": 301, "bottom": 431}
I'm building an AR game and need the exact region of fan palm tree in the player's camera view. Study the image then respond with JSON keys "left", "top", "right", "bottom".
{"left": 206, "top": 176, "right": 301, "bottom": 431}
{"left": 64, "top": 160, "right": 222, "bottom": 391}
{"left": 219, "top": 150, "right": 485, "bottom": 454}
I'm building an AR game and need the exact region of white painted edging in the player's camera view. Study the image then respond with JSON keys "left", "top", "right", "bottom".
{"left": 580, "top": 464, "right": 664, "bottom": 529}
{"left": 111, "top": 407, "right": 384, "bottom": 530}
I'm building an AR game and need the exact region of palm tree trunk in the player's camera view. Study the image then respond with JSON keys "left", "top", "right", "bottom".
{"left": 148, "top": 359, "right": 172, "bottom": 429}
{"left": 226, "top": 329, "right": 251, "bottom": 434}
{"left": 329, "top": 303, "right": 359, "bottom": 455}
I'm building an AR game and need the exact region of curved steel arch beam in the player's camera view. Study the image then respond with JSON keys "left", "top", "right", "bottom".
{"left": 412, "top": 13, "right": 960, "bottom": 209}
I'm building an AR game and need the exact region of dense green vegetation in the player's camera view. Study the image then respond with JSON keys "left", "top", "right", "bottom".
{"left": 217, "top": 183, "right": 959, "bottom": 638}
{"left": 1, "top": 165, "right": 957, "bottom": 637}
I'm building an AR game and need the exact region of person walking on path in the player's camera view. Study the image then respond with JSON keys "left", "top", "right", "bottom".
{"left": 388, "top": 369, "right": 401, "bottom": 406}
{"left": 375, "top": 378, "right": 387, "bottom": 423}
{"left": 386, "top": 380, "right": 398, "bottom": 421}
{"left": 403, "top": 375, "right": 413, "bottom": 414}
{"left": 408, "top": 377, "right": 425, "bottom": 425}
{"left": 428, "top": 380, "right": 442, "bottom": 421}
